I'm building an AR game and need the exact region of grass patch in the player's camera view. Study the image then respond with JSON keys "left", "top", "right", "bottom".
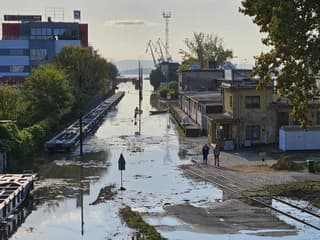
{"left": 119, "top": 206, "right": 167, "bottom": 240}
{"left": 265, "top": 182, "right": 320, "bottom": 208}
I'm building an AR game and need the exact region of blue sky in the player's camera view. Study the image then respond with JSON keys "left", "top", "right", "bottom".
{"left": 0, "top": 0, "right": 267, "bottom": 65}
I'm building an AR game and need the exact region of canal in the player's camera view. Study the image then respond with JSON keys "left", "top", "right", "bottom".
{"left": 9, "top": 80, "right": 319, "bottom": 240}
{"left": 10, "top": 80, "right": 221, "bottom": 240}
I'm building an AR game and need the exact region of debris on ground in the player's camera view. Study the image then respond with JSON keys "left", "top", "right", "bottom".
{"left": 89, "top": 184, "right": 117, "bottom": 205}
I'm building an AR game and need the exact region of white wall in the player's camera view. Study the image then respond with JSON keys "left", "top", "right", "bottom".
{"left": 279, "top": 127, "right": 320, "bottom": 151}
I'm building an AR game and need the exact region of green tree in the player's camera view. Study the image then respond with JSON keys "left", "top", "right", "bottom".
{"left": 179, "top": 32, "right": 233, "bottom": 69}
{"left": 0, "top": 85, "right": 21, "bottom": 120}
{"left": 149, "top": 68, "right": 165, "bottom": 90}
{"left": 240, "top": 0, "right": 320, "bottom": 127}
{"left": 23, "top": 64, "right": 74, "bottom": 123}
{"left": 53, "top": 46, "right": 118, "bottom": 104}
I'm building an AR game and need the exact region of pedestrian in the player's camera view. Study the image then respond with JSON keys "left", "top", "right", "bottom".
{"left": 213, "top": 144, "right": 220, "bottom": 167}
{"left": 202, "top": 144, "right": 209, "bottom": 165}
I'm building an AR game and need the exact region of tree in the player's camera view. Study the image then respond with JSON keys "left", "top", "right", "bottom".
{"left": 149, "top": 68, "right": 165, "bottom": 90}
{"left": 179, "top": 32, "right": 233, "bottom": 68}
{"left": 0, "top": 85, "right": 21, "bottom": 120}
{"left": 53, "top": 46, "right": 118, "bottom": 104}
{"left": 23, "top": 64, "right": 74, "bottom": 123}
{"left": 240, "top": 1, "right": 320, "bottom": 127}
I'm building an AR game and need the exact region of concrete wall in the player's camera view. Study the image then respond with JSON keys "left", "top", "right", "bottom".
{"left": 279, "top": 126, "right": 320, "bottom": 151}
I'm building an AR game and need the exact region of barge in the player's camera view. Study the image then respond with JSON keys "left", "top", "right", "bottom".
{"left": 45, "top": 91, "right": 125, "bottom": 152}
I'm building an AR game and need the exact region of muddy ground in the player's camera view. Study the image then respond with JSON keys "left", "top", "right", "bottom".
{"left": 156, "top": 136, "right": 320, "bottom": 236}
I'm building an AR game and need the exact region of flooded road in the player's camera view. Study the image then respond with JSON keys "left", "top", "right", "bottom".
{"left": 10, "top": 80, "right": 319, "bottom": 240}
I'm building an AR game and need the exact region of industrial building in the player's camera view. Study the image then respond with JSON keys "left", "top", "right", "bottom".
{"left": 0, "top": 14, "right": 88, "bottom": 84}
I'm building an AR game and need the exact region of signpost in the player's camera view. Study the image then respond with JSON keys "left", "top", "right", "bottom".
{"left": 118, "top": 153, "right": 126, "bottom": 190}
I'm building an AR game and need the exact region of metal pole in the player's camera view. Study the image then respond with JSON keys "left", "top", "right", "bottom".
{"left": 79, "top": 75, "right": 84, "bottom": 235}
{"left": 79, "top": 76, "right": 83, "bottom": 157}
{"left": 121, "top": 170, "right": 123, "bottom": 189}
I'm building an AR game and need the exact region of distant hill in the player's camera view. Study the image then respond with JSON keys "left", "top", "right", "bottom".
{"left": 116, "top": 60, "right": 155, "bottom": 74}
{"left": 120, "top": 68, "right": 153, "bottom": 75}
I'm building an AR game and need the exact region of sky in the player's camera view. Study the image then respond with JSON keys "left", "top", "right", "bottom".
{"left": 0, "top": 0, "right": 268, "bottom": 66}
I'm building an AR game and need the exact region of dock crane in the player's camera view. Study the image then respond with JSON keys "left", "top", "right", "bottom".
{"left": 157, "top": 38, "right": 172, "bottom": 62}
{"left": 145, "top": 40, "right": 159, "bottom": 67}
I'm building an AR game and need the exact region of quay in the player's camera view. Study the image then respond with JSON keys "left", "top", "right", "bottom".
{"left": 169, "top": 104, "right": 201, "bottom": 137}
{"left": 45, "top": 91, "right": 125, "bottom": 152}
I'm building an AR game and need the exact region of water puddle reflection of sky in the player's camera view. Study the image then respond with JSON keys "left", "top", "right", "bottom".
{"left": 10, "top": 81, "right": 320, "bottom": 240}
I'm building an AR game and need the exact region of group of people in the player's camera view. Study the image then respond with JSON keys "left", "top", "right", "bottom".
{"left": 202, "top": 143, "right": 220, "bottom": 167}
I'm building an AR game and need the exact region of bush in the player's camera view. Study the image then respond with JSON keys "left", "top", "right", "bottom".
{"left": 0, "top": 118, "right": 54, "bottom": 158}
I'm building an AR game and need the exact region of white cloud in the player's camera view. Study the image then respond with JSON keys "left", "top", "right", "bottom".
{"left": 104, "top": 19, "right": 154, "bottom": 27}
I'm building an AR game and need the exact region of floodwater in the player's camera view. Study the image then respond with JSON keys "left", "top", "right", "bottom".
{"left": 9, "top": 80, "right": 320, "bottom": 240}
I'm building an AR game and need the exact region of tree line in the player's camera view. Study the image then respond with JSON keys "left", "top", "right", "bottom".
{"left": 0, "top": 46, "right": 118, "bottom": 159}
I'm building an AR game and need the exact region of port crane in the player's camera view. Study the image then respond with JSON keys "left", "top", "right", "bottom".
{"left": 157, "top": 38, "right": 172, "bottom": 62}
{"left": 145, "top": 40, "right": 159, "bottom": 67}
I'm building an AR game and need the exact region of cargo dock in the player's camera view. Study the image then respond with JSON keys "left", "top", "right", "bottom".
{"left": 45, "top": 91, "right": 125, "bottom": 152}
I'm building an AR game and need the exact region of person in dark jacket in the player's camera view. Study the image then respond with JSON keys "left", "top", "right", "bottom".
{"left": 202, "top": 144, "right": 210, "bottom": 165}
{"left": 214, "top": 144, "right": 220, "bottom": 167}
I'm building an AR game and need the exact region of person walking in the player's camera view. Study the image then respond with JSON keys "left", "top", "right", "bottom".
{"left": 213, "top": 144, "right": 220, "bottom": 167}
{"left": 202, "top": 144, "right": 210, "bottom": 165}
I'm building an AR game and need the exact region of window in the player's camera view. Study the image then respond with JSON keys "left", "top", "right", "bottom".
{"left": 10, "top": 66, "right": 25, "bottom": 72}
{"left": 317, "top": 111, "right": 320, "bottom": 125}
{"left": 30, "top": 49, "right": 47, "bottom": 61}
{"left": 229, "top": 96, "right": 233, "bottom": 108}
{"left": 245, "top": 96, "right": 260, "bottom": 108}
{"left": 246, "top": 125, "right": 260, "bottom": 140}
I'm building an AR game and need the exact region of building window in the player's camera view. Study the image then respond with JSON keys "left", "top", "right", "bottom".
{"left": 245, "top": 96, "right": 260, "bottom": 108}
{"left": 246, "top": 125, "right": 260, "bottom": 140}
{"left": 10, "top": 66, "right": 25, "bottom": 72}
{"left": 229, "top": 96, "right": 233, "bottom": 108}
{"left": 30, "top": 49, "right": 47, "bottom": 61}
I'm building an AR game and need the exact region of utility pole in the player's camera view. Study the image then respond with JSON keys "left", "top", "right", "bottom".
{"left": 138, "top": 61, "right": 143, "bottom": 135}
{"left": 78, "top": 75, "right": 84, "bottom": 236}
{"left": 163, "top": 11, "right": 171, "bottom": 61}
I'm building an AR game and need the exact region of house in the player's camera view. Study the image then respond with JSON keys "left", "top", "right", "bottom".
{"left": 0, "top": 14, "right": 88, "bottom": 84}
{"left": 206, "top": 69, "right": 320, "bottom": 150}
{"left": 207, "top": 75, "right": 275, "bottom": 150}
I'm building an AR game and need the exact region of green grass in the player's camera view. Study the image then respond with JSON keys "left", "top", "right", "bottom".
{"left": 119, "top": 206, "right": 167, "bottom": 240}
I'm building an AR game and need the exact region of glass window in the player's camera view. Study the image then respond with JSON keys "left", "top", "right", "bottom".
{"left": 229, "top": 96, "right": 233, "bottom": 108}
{"left": 31, "top": 28, "right": 41, "bottom": 36}
{"left": 245, "top": 96, "right": 260, "bottom": 108}
{"left": 246, "top": 125, "right": 260, "bottom": 140}
{"left": 30, "top": 49, "right": 47, "bottom": 61}
{"left": 10, "top": 66, "right": 25, "bottom": 72}
{"left": 47, "top": 28, "right": 52, "bottom": 35}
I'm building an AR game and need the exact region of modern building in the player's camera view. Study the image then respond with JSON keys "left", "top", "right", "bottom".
{"left": 0, "top": 14, "right": 88, "bottom": 84}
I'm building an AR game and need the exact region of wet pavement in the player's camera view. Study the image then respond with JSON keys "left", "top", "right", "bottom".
{"left": 9, "top": 80, "right": 320, "bottom": 240}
